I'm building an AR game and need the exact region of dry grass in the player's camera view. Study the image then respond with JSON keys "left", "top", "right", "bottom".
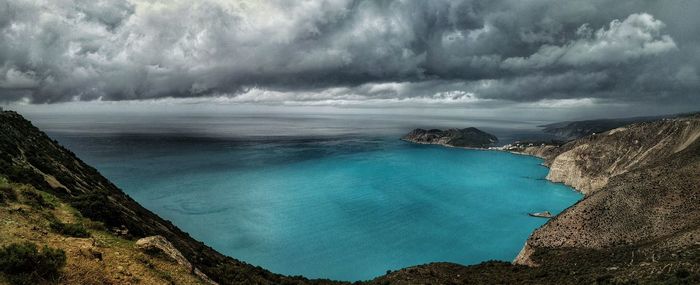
{"left": 0, "top": 182, "right": 208, "bottom": 285}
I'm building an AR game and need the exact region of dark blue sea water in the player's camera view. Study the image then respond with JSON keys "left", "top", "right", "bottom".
{"left": 25, "top": 112, "right": 578, "bottom": 281}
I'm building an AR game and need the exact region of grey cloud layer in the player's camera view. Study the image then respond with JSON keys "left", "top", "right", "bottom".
{"left": 0, "top": 0, "right": 698, "bottom": 105}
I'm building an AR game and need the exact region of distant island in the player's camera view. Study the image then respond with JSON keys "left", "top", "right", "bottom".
{"left": 402, "top": 127, "right": 498, "bottom": 148}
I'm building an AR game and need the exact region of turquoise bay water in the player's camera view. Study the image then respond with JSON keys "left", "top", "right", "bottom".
{"left": 52, "top": 134, "right": 580, "bottom": 281}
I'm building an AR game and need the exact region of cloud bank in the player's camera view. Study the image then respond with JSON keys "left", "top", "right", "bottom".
{"left": 0, "top": 0, "right": 698, "bottom": 108}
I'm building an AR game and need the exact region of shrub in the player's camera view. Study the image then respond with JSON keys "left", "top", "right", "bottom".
{"left": 49, "top": 221, "right": 90, "bottom": 238}
{"left": 3, "top": 165, "right": 49, "bottom": 192}
{"left": 676, "top": 268, "right": 690, "bottom": 279}
{"left": 0, "top": 185, "right": 17, "bottom": 204}
{"left": 0, "top": 242, "right": 66, "bottom": 285}
{"left": 83, "top": 219, "right": 107, "bottom": 231}
{"left": 71, "top": 193, "right": 147, "bottom": 238}
{"left": 22, "top": 189, "right": 53, "bottom": 209}
{"left": 71, "top": 193, "right": 116, "bottom": 225}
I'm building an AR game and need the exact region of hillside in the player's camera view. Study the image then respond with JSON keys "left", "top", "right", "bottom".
{"left": 402, "top": 127, "right": 498, "bottom": 148}
{"left": 540, "top": 112, "right": 697, "bottom": 140}
{"left": 540, "top": 117, "right": 659, "bottom": 140}
{"left": 0, "top": 178, "right": 211, "bottom": 284}
{"left": 515, "top": 114, "right": 700, "bottom": 262}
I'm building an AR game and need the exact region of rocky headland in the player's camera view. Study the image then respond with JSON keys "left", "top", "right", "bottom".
{"left": 513, "top": 114, "right": 700, "bottom": 263}
{"left": 402, "top": 127, "right": 498, "bottom": 148}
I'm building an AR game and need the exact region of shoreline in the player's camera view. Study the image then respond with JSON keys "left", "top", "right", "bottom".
{"left": 400, "top": 138, "right": 546, "bottom": 156}
{"left": 401, "top": 138, "right": 586, "bottom": 266}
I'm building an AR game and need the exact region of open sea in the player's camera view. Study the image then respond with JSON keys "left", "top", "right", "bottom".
{"left": 27, "top": 112, "right": 581, "bottom": 281}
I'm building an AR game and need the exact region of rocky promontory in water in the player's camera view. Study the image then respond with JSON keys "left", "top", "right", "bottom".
{"left": 402, "top": 127, "right": 498, "bottom": 148}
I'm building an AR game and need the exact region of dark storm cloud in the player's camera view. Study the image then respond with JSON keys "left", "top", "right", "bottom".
{"left": 0, "top": 0, "right": 698, "bottom": 105}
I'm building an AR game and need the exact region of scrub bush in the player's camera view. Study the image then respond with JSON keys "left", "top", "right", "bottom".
{"left": 0, "top": 242, "right": 66, "bottom": 285}
{"left": 0, "top": 184, "right": 16, "bottom": 204}
{"left": 22, "top": 189, "right": 53, "bottom": 209}
{"left": 49, "top": 220, "right": 90, "bottom": 238}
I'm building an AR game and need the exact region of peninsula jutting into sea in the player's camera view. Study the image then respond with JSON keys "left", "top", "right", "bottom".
{"left": 2, "top": 0, "right": 700, "bottom": 284}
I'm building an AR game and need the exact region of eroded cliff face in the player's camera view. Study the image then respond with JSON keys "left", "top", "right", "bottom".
{"left": 544, "top": 118, "right": 700, "bottom": 195}
{"left": 515, "top": 115, "right": 700, "bottom": 265}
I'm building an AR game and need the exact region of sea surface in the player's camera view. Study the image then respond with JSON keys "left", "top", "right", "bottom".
{"left": 32, "top": 113, "right": 580, "bottom": 281}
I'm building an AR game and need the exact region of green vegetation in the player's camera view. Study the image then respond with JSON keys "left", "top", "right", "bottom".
{"left": 0, "top": 180, "right": 211, "bottom": 284}
{"left": 403, "top": 127, "right": 498, "bottom": 148}
{"left": 0, "top": 183, "right": 17, "bottom": 204}
{"left": 49, "top": 220, "right": 90, "bottom": 238}
{"left": 70, "top": 193, "right": 119, "bottom": 227}
{"left": 22, "top": 188, "right": 55, "bottom": 209}
{"left": 70, "top": 192, "right": 151, "bottom": 238}
{"left": 1, "top": 164, "right": 50, "bottom": 192}
{"left": 0, "top": 242, "right": 66, "bottom": 285}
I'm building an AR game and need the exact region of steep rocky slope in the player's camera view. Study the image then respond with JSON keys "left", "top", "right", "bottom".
{"left": 0, "top": 111, "right": 337, "bottom": 285}
{"left": 515, "top": 114, "right": 700, "bottom": 265}
{"left": 402, "top": 127, "right": 498, "bottom": 148}
{"left": 521, "top": 116, "right": 700, "bottom": 195}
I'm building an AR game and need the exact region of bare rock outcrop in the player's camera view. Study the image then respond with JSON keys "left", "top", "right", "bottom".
{"left": 136, "top": 236, "right": 192, "bottom": 268}
{"left": 136, "top": 235, "right": 218, "bottom": 285}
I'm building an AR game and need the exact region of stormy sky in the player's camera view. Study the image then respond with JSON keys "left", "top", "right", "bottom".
{"left": 1, "top": 0, "right": 699, "bottom": 118}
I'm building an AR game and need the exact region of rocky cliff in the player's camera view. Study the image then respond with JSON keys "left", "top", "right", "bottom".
{"left": 514, "top": 114, "right": 700, "bottom": 266}
{"left": 402, "top": 127, "right": 498, "bottom": 148}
